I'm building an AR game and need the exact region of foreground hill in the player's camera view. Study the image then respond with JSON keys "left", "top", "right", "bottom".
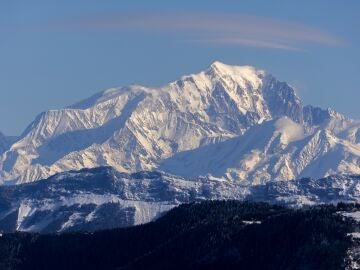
{"left": 1, "top": 61, "right": 359, "bottom": 184}
{"left": 1, "top": 167, "right": 360, "bottom": 233}
{"left": 0, "top": 201, "right": 359, "bottom": 270}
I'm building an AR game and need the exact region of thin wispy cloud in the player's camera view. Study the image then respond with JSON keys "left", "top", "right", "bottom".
{"left": 69, "top": 12, "right": 346, "bottom": 51}
{"left": 5, "top": 11, "right": 346, "bottom": 51}
{"left": 196, "top": 37, "right": 305, "bottom": 52}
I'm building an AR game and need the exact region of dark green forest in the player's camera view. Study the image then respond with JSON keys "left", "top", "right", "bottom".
{"left": 0, "top": 201, "right": 359, "bottom": 270}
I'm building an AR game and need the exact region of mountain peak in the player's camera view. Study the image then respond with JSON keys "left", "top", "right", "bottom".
{"left": 209, "top": 61, "right": 265, "bottom": 77}
{"left": 207, "top": 61, "right": 266, "bottom": 91}
{"left": 0, "top": 62, "right": 357, "bottom": 184}
{"left": 209, "top": 60, "right": 228, "bottom": 69}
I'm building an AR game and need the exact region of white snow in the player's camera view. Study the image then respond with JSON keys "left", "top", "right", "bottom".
{"left": 342, "top": 211, "right": 360, "bottom": 222}
{"left": 0, "top": 61, "right": 360, "bottom": 185}
{"left": 61, "top": 212, "right": 83, "bottom": 231}
{"left": 348, "top": 232, "right": 360, "bottom": 239}
{"left": 5, "top": 168, "right": 360, "bottom": 233}
{"left": 210, "top": 61, "right": 265, "bottom": 89}
{"left": 242, "top": 220, "right": 261, "bottom": 225}
{"left": 16, "top": 203, "right": 34, "bottom": 230}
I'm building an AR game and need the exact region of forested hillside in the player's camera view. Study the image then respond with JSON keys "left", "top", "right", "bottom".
{"left": 0, "top": 201, "right": 359, "bottom": 270}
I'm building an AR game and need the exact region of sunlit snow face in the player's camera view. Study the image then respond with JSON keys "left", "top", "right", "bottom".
{"left": 275, "top": 117, "right": 305, "bottom": 144}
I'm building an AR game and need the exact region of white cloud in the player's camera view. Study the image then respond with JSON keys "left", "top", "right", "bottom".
{"left": 63, "top": 12, "right": 345, "bottom": 51}
{"left": 5, "top": 11, "right": 345, "bottom": 51}
{"left": 275, "top": 117, "right": 305, "bottom": 143}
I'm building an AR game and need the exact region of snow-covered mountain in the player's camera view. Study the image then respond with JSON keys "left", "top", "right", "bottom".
{"left": 1, "top": 166, "right": 360, "bottom": 233}
{"left": 1, "top": 61, "right": 360, "bottom": 184}
{"left": 160, "top": 116, "right": 360, "bottom": 183}
{"left": 0, "top": 167, "right": 245, "bottom": 233}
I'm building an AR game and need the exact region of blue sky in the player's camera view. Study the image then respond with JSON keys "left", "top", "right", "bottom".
{"left": 1, "top": 0, "right": 359, "bottom": 135}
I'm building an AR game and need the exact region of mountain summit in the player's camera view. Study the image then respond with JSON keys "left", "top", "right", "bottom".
{"left": 0, "top": 62, "right": 359, "bottom": 184}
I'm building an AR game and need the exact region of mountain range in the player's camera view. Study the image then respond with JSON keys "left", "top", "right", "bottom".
{"left": 1, "top": 61, "right": 360, "bottom": 233}
{"left": 1, "top": 166, "right": 360, "bottom": 233}
{"left": 1, "top": 61, "right": 360, "bottom": 185}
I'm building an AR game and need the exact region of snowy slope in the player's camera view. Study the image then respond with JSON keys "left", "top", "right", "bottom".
{"left": 1, "top": 166, "right": 360, "bottom": 233}
{"left": 0, "top": 167, "right": 246, "bottom": 233}
{"left": 1, "top": 61, "right": 360, "bottom": 184}
{"left": 249, "top": 174, "right": 360, "bottom": 207}
{"left": 160, "top": 116, "right": 360, "bottom": 183}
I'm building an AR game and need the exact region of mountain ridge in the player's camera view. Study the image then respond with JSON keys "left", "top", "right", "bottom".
{"left": 1, "top": 166, "right": 360, "bottom": 233}
{"left": 0, "top": 61, "right": 359, "bottom": 184}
